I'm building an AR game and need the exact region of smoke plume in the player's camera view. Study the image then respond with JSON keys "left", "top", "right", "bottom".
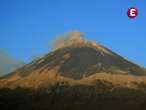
{"left": 52, "top": 31, "right": 86, "bottom": 50}
{"left": 0, "top": 49, "right": 24, "bottom": 76}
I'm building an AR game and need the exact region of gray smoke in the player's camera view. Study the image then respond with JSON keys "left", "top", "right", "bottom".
{"left": 52, "top": 31, "right": 85, "bottom": 50}
{"left": 0, "top": 49, "right": 24, "bottom": 76}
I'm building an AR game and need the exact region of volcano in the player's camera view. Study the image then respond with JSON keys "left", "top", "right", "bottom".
{"left": 2, "top": 39, "right": 145, "bottom": 80}
{"left": 0, "top": 33, "right": 146, "bottom": 110}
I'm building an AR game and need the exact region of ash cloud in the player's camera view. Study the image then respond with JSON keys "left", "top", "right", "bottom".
{"left": 0, "top": 49, "right": 24, "bottom": 76}
{"left": 52, "top": 31, "right": 86, "bottom": 50}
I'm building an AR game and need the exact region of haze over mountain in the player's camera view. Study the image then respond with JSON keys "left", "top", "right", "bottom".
{"left": 0, "top": 49, "right": 24, "bottom": 77}
{"left": 0, "top": 32, "right": 146, "bottom": 110}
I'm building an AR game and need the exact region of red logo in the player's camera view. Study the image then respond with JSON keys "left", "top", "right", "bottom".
{"left": 127, "top": 7, "right": 138, "bottom": 19}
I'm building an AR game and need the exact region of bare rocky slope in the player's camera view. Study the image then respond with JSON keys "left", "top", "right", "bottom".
{"left": 0, "top": 36, "right": 146, "bottom": 110}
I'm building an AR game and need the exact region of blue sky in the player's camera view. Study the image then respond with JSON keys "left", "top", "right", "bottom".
{"left": 0, "top": 0, "right": 146, "bottom": 67}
